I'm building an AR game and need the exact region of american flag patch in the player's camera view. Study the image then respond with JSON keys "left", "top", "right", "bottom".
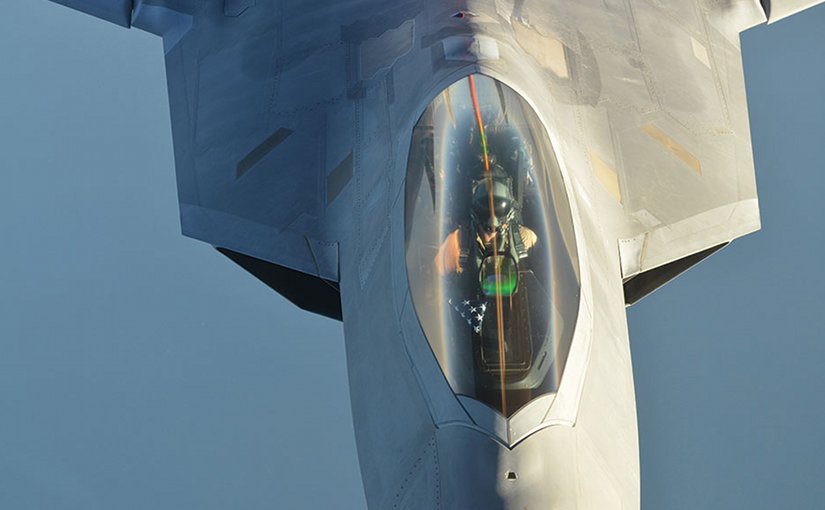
{"left": 448, "top": 298, "right": 488, "bottom": 333}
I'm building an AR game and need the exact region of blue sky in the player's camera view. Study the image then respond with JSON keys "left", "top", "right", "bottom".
{"left": 1, "top": 2, "right": 823, "bottom": 508}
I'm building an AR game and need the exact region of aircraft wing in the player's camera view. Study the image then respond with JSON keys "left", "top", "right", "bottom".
{"left": 49, "top": 0, "right": 393, "bottom": 290}
{"left": 46, "top": 0, "right": 408, "bottom": 319}
{"left": 492, "top": 1, "right": 767, "bottom": 299}
{"left": 506, "top": 0, "right": 817, "bottom": 301}
{"left": 586, "top": 0, "right": 822, "bottom": 299}
{"left": 44, "top": 0, "right": 825, "bottom": 308}
{"left": 131, "top": 0, "right": 358, "bottom": 285}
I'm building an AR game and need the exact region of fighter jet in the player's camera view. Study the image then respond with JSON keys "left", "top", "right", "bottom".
{"left": 22, "top": 0, "right": 825, "bottom": 507}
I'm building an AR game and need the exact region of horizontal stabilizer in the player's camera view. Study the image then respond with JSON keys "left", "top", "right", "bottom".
{"left": 217, "top": 248, "right": 343, "bottom": 321}
{"left": 761, "top": 0, "right": 825, "bottom": 22}
{"left": 50, "top": 0, "right": 133, "bottom": 28}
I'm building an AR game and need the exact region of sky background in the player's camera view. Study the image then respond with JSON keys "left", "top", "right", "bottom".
{"left": 0, "top": 1, "right": 823, "bottom": 509}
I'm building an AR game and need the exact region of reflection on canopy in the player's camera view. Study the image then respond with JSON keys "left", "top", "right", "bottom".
{"left": 405, "top": 74, "right": 580, "bottom": 417}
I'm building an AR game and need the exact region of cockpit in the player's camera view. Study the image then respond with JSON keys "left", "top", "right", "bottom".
{"left": 405, "top": 74, "right": 580, "bottom": 417}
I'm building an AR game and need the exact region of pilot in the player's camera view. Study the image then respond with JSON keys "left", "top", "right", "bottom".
{"left": 435, "top": 172, "right": 537, "bottom": 277}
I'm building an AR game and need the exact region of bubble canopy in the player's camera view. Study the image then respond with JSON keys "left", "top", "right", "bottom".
{"left": 405, "top": 75, "right": 580, "bottom": 418}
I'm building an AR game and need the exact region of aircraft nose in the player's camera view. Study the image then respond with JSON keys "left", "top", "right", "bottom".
{"left": 430, "top": 423, "right": 627, "bottom": 509}
{"left": 434, "top": 426, "right": 580, "bottom": 510}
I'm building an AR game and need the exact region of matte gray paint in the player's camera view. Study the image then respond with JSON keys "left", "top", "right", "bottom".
{"left": 4, "top": 0, "right": 824, "bottom": 508}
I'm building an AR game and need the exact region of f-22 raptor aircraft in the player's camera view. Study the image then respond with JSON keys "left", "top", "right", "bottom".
{"left": 33, "top": 0, "right": 825, "bottom": 507}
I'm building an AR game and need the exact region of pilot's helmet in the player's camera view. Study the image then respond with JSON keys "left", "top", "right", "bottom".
{"left": 471, "top": 177, "right": 515, "bottom": 233}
